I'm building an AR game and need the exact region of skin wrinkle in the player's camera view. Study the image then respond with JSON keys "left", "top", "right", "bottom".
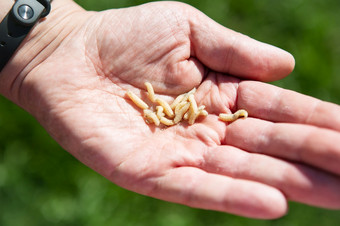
{"left": 185, "top": 171, "right": 214, "bottom": 207}
{"left": 18, "top": 29, "right": 84, "bottom": 108}
{"left": 218, "top": 180, "right": 252, "bottom": 214}
{"left": 190, "top": 124, "right": 221, "bottom": 147}
{"left": 163, "top": 7, "right": 189, "bottom": 45}
{"left": 272, "top": 124, "right": 317, "bottom": 164}
{"left": 195, "top": 77, "right": 211, "bottom": 102}
{"left": 144, "top": 10, "right": 187, "bottom": 60}
{"left": 236, "top": 82, "right": 267, "bottom": 119}
{"left": 187, "top": 12, "right": 202, "bottom": 60}
{"left": 51, "top": 89, "right": 130, "bottom": 145}
{"left": 231, "top": 81, "right": 241, "bottom": 112}
{"left": 213, "top": 74, "right": 229, "bottom": 112}
{"left": 253, "top": 120, "right": 305, "bottom": 161}
{"left": 290, "top": 126, "right": 312, "bottom": 163}
{"left": 153, "top": 167, "right": 189, "bottom": 204}
{"left": 178, "top": 142, "right": 206, "bottom": 169}
{"left": 203, "top": 146, "right": 235, "bottom": 176}
{"left": 304, "top": 99, "right": 322, "bottom": 125}
{"left": 110, "top": 155, "right": 152, "bottom": 192}
{"left": 255, "top": 122, "right": 274, "bottom": 155}
{"left": 275, "top": 89, "right": 298, "bottom": 122}
{"left": 176, "top": 168, "right": 210, "bottom": 207}
{"left": 112, "top": 19, "right": 189, "bottom": 93}
{"left": 217, "top": 74, "right": 239, "bottom": 112}
{"left": 83, "top": 20, "right": 106, "bottom": 81}
{"left": 17, "top": 9, "right": 86, "bottom": 74}
{"left": 262, "top": 85, "right": 280, "bottom": 120}
{"left": 97, "top": 12, "right": 141, "bottom": 79}
{"left": 218, "top": 181, "right": 238, "bottom": 214}
{"left": 165, "top": 51, "right": 197, "bottom": 91}
{"left": 264, "top": 84, "right": 281, "bottom": 120}
{"left": 110, "top": 142, "right": 163, "bottom": 189}
{"left": 172, "top": 57, "right": 203, "bottom": 90}
{"left": 198, "top": 74, "right": 231, "bottom": 114}
{"left": 161, "top": 35, "right": 197, "bottom": 92}
{"left": 223, "top": 34, "right": 238, "bottom": 75}
{"left": 188, "top": 16, "right": 208, "bottom": 56}
{"left": 114, "top": 130, "right": 189, "bottom": 185}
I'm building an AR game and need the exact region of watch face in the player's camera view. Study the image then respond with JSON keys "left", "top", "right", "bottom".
{"left": 0, "top": 0, "right": 51, "bottom": 71}
{"left": 17, "top": 4, "right": 35, "bottom": 20}
{"left": 12, "top": 0, "right": 45, "bottom": 26}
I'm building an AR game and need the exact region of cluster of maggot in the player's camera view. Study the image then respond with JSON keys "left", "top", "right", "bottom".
{"left": 126, "top": 82, "right": 208, "bottom": 126}
{"left": 126, "top": 82, "right": 248, "bottom": 126}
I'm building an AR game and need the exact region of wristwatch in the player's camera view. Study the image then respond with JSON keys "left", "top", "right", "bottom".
{"left": 0, "top": 0, "right": 52, "bottom": 71}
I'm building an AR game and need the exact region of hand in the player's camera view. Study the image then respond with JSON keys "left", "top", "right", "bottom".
{"left": 1, "top": 0, "right": 339, "bottom": 219}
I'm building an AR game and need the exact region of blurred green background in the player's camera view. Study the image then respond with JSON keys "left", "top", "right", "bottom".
{"left": 1, "top": 0, "right": 340, "bottom": 225}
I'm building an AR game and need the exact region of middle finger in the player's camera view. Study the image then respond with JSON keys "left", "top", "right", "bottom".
{"left": 223, "top": 117, "right": 340, "bottom": 175}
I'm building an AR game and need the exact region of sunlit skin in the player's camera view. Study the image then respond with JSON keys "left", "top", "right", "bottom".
{"left": 1, "top": 0, "right": 340, "bottom": 219}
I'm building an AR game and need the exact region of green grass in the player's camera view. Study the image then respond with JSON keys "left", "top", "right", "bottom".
{"left": 1, "top": 0, "right": 340, "bottom": 225}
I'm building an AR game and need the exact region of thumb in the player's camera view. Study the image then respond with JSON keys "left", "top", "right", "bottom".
{"left": 188, "top": 9, "right": 295, "bottom": 81}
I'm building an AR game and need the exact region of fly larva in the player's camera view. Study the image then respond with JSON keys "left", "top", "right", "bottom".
{"left": 199, "top": 109, "right": 208, "bottom": 116}
{"left": 144, "top": 109, "right": 160, "bottom": 126}
{"left": 156, "top": 106, "right": 165, "bottom": 119}
{"left": 183, "top": 108, "right": 207, "bottom": 121}
{"left": 170, "top": 87, "right": 196, "bottom": 110}
{"left": 145, "top": 82, "right": 156, "bottom": 102}
{"left": 181, "top": 88, "right": 197, "bottom": 104}
{"left": 174, "top": 100, "right": 188, "bottom": 114}
{"left": 187, "top": 87, "right": 197, "bottom": 95}
{"left": 156, "top": 98, "right": 174, "bottom": 118}
{"left": 126, "top": 90, "right": 149, "bottom": 110}
{"left": 198, "top": 105, "right": 205, "bottom": 110}
{"left": 188, "top": 111, "right": 199, "bottom": 125}
{"left": 160, "top": 116, "right": 175, "bottom": 126}
{"left": 187, "top": 94, "right": 199, "bottom": 124}
{"left": 234, "top": 109, "right": 248, "bottom": 119}
{"left": 219, "top": 109, "right": 248, "bottom": 122}
{"left": 170, "top": 93, "right": 185, "bottom": 110}
{"left": 188, "top": 94, "right": 198, "bottom": 113}
{"left": 198, "top": 106, "right": 208, "bottom": 116}
{"left": 183, "top": 111, "right": 189, "bottom": 120}
{"left": 174, "top": 102, "right": 190, "bottom": 124}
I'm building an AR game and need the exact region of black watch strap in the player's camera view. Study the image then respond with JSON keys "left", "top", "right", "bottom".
{"left": 0, "top": 0, "right": 51, "bottom": 71}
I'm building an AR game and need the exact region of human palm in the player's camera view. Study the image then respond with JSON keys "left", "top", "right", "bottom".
{"left": 6, "top": 1, "right": 340, "bottom": 219}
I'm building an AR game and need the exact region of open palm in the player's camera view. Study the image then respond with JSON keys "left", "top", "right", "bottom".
{"left": 5, "top": 0, "right": 340, "bottom": 219}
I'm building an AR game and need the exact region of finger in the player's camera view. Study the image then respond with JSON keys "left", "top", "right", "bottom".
{"left": 188, "top": 9, "right": 295, "bottom": 81}
{"left": 223, "top": 117, "right": 340, "bottom": 176}
{"left": 203, "top": 145, "right": 340, "bottom": 209}
{"left": 237, "top": 81, "right": 340, "bottom": 131}
{"left": 152, "top": 166, "right": 287, "bottom": 219}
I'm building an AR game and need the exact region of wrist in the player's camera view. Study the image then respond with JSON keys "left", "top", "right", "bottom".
{"left": 0, "top": 2, "right": 14, "bottom": 19}
{"left": 0, "top": 0, "right": 85, "bottom": 103}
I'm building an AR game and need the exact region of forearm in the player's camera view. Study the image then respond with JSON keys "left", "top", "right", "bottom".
{"left": 0, "top": 0, "right": 84, "bottom": 104}
{"left": 0, "top": 1, "right": 13, "bottom": 18}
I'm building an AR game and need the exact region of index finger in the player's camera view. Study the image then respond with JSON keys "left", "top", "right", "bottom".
{"left": 236, "top": 81, "right": 340, "bottom": 131}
